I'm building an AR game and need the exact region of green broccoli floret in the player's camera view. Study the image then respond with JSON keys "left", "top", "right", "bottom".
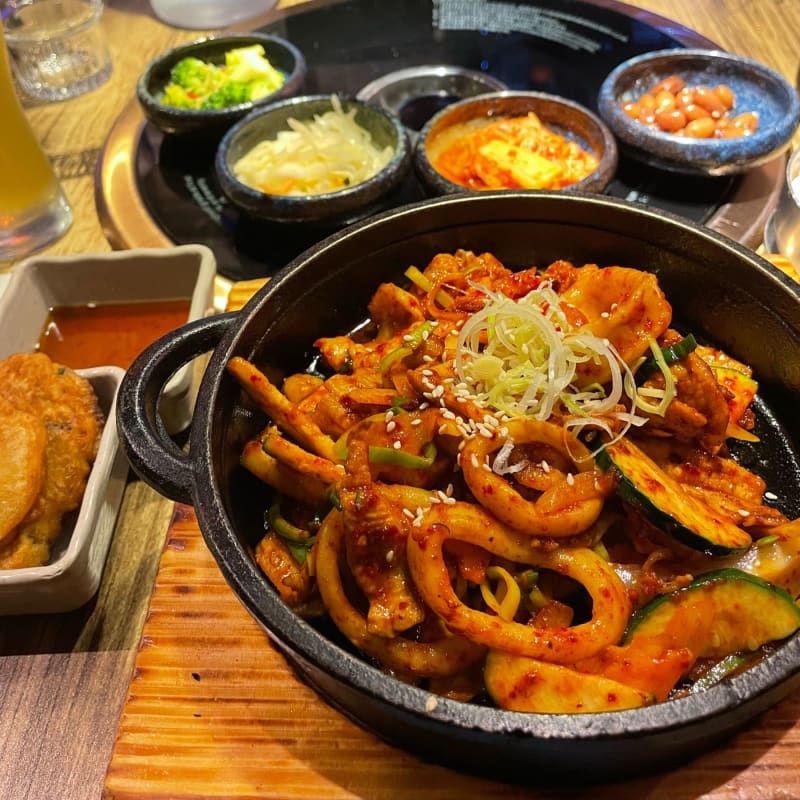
{"left": 161, "top": 83, "right": 196, "bottom": 109}
{"left": 169, "top": 56, "right": 219, "bottom": 92}
{"left": 224, "top": 44, "right": 285, "bottom": 93}
{"left": 201, "top": 82, "right": 251, "bottom": 109}
{"left": 160, "top": 46, "right": 285, "bottom": 111}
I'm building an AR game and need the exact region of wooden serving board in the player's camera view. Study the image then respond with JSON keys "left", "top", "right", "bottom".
{"left": 103, "top": 506, "right": 800, "bottom": 800}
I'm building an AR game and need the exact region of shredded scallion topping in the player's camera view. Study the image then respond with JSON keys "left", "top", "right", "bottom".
{"left": 455, "top": 282, "right": 665, "bottom": 445}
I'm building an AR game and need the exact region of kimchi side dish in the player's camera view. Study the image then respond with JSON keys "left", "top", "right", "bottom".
{"left": 227, "top": 250, "right": 800, "bottom": 714}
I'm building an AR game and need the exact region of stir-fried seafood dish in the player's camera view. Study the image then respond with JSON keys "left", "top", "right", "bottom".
{"left": 227, "top": 249, "right": 800, "bottom": 713}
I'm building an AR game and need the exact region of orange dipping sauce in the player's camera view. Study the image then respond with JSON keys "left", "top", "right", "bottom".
{"left": 37, "top": 299, "right": 192, "bottom": 370}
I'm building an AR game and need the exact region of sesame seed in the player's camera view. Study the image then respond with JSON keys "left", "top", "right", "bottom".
{"left": 470, "top": 454, "right": 479, "bottom": 468}
{"left": 431, "top": 385, "right": 444, "bottom": 398}
{"left": 737, "top": 509, "right": 749, "bottom": 517}
{"left": 410, "top": 418, "right": 423, "bottom": 426}
{"left": 393, "top": 440, "right": 402, "bottom": 450}
{"left": 566, "top": 473, "right": 575, "bottom": 486}
{"left": 421, "top": 369, "right": 434, "bottom": 377}
{"left": 764, "top": 491, "right": 778, "bottom": 501}
{"left": 386, "top": 420, "right": 397, "bottom": 433}
{"left": 425, "top": 696, "right": 439, "bottom": 713}
{"left": 386, "top": 549, "right": 395, "bottom": 564}
{"left": 402, "top": 508, "right": 414, "bottom": 519}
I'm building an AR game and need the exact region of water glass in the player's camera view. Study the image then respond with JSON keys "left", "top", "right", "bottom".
{"left": 766, "top": 148, "right": 800, "bottom": 268}
{"left": 149, "top": 0, "right": 277, "bottom": 30}
{"left": 0, "top": 24, "right": 72, "bottom": 260}
{"left": 2, "top": 0, "right": 112, "bottom": 102}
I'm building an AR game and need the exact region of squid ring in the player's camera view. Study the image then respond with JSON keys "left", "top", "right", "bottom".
{"left": 315, "top": 509, "right": 486, "bottom": 678}
{"left": 461, "top": 418, "right": 606, "bottom": 537}
{"left": 406, "top": 501, "right": 631, "bottom": 663}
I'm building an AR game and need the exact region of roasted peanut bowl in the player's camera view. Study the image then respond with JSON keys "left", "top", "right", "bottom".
{"left": 116, "top": 192, "right": 800, "bottom": 783}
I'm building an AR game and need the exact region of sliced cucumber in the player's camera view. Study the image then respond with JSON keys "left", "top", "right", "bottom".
{"left": 597, "top": 438, "right": 752, "bottom": 555}
{"left": 625, "top": 568, "right": 800, "bottom": 659}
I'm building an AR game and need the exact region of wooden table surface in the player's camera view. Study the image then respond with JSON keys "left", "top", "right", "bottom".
{"left": 1, "top": 2, "right": 798, "bottom": 799}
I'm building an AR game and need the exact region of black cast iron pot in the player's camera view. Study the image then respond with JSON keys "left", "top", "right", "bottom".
{"left": 117, "top": 192, "right": 800, "bottom": 784}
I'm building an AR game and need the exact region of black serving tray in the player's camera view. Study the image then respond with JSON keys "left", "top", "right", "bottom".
{"left": 98, "top": 0, "right": 782, "bottom": 282}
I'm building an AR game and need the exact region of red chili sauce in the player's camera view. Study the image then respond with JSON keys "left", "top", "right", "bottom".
{"left": 37, "top": 299, "right": 192, "bottom": 370}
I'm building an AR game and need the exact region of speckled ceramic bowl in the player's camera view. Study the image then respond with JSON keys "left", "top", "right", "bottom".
{"left": 137, "top": 33, "right": 306, "bottom": 139}
{"left": 598, "top": 49, "right": 800, "bottom": 176}
{"left": 413, "top": 91, "right": 618, "bottom": 196}
{"left": 215, "top": 94, "right": 412, "bottom": 224}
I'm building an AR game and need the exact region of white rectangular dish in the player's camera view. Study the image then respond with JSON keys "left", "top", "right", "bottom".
{"left": 0, "top": 244, "right": 217, "bottom": 433}
{"left": 0, "top": 366, "right": 129, "bottom": 614}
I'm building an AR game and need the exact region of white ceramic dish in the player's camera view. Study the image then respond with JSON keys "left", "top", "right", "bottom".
{"left": 0, "top": 366, "right": 128, "bottom": 614}
{"left": 0, "top": 244, "right": 217, "bottom": 433}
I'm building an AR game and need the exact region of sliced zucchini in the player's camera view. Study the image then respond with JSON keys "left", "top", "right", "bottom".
{"left": 625, "top": 568, "right": 800, "bottom": 659}
{"left": 695, "top": 344, "right": 751, "bottom": 376}
{"left": 635, "top": 333, "right": 697, "bottom": 384}
{"left": 484, "top": 649, "right": 654, "bottom": 713}
{"left": 712, "top": 365, "right": 758, "bottom": 425}
{"left": 597, "top": 438, "right": 752, "bottom": 555}
{"left": 689, "top": 652, "right": 760, "bottom": 694}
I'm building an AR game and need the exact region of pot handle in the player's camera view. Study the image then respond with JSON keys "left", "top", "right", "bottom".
{"left": 116, "top": 312, "right": 237, "bottom": 504}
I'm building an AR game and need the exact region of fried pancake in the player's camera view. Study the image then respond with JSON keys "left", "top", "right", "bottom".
{"left": 0, "top": 353, "right": 103, "bottom": 569}
{"left": 0, "top": 403, "right": 46, "bottom": 545}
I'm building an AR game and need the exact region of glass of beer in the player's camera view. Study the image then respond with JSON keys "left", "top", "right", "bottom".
{"left": 0, "top": 25, "right": 73, "bottom": 261}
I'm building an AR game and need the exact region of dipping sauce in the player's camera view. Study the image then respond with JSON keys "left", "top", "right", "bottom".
{"left": 37, "top": 299, "right": 191, "bottom": 370}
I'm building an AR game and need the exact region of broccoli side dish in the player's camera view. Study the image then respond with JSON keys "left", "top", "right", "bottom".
{"left": 161, "top": 44, "right": 286, "bottom": 110}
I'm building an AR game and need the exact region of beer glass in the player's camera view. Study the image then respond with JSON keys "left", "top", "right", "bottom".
{"left": 0, "top": 24, "right": 73, "bottom": 261}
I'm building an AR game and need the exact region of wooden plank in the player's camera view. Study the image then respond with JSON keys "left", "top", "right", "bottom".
{"left": 103, "top": 506, "right": 800, "bottom": 800}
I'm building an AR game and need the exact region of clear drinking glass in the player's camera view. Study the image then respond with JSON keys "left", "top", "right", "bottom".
{"left": 0, "top": 24, "right": 72, "bottom": 260}
{"left": 769, "top": 148, "right": 800, "bottom": 268}
{"left": 149, "top": 0, "right": 277, "bottom": 30}
{"left": 2, "top": 0, "right": 111, "bottom": 102}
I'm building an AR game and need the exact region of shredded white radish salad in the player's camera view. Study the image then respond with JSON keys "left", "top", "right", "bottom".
{"left": 454, "top": 282, "right": 669, "bottom": 447}
{"left": 233, "top": 95, "right": 394, "bottom": 196}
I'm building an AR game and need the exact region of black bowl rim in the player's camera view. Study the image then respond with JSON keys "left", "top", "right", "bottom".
{"left": 190, "top": 190, "right": 800, "bottom": 750}
{"left": 136, "top": 32, "right": 307, "bottom": 129}
{"left": 214, "top": 93, "right": 412, "bottom": 221}
{"left": 597, "top": 48, "right": 800, "bottom": 174}
{"left": 413, "top": 90, "right": 619, "bottom": 195}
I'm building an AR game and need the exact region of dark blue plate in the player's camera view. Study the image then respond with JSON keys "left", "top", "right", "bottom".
{"left": 598, "top": 48, "right": 800, "bottom": 176}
